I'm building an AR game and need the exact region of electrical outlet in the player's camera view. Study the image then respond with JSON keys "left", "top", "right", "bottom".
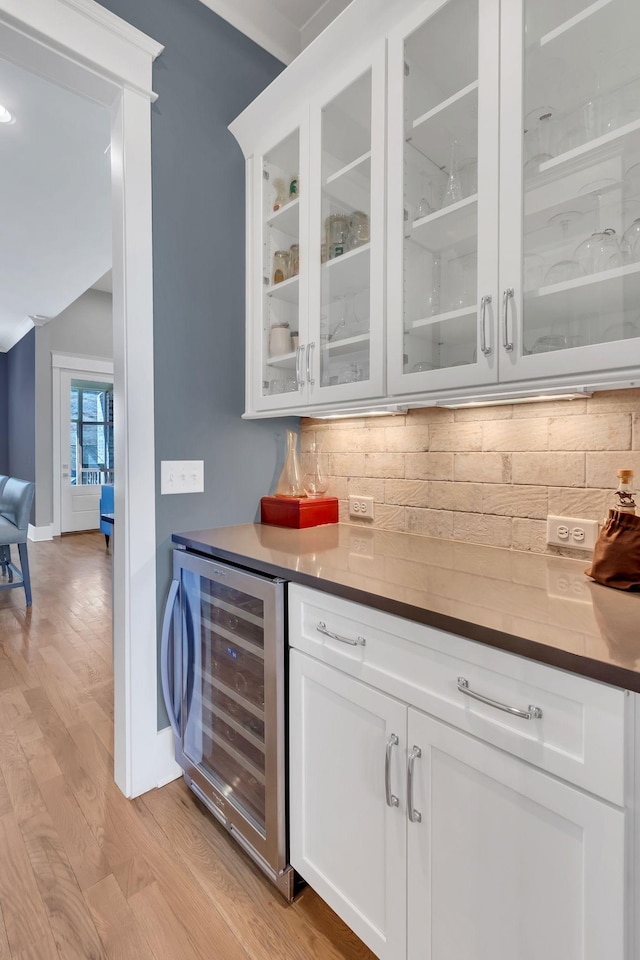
{"left": 348, "top": 495, "right": 374, "bottom": 520}
{"left": 161, "top": 460, "right": 204, "bottom": 494}
{"left": 546, "top": 515, "right": 599, "bottom": 551}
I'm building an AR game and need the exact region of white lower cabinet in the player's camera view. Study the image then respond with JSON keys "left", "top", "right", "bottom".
{"left": 289, "top": 651, "right": 407, "bottom": 960}
{"left": 407, "top": 708, "right": 625, "bottom": 960}
{"left": 289, "top": 594, "right": 630, "bottom": 960}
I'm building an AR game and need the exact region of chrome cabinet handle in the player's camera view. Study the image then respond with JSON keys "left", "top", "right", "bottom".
{"left": 502, "top": 287, "right": 514, "bottom": 352}
{"left": 306, "top": 341, "right": 315, "bottom": 386}
{"left": 480, "top": 294, "right": 492, "bottom": 356}
{"left": 457, "top": 677, "right": 542, "bottom": 720}
{"left": 160, "top": 578, "right": 180, "bottom": 738}
{"left": 295, "top": 345, "right": 305, "bottom": 388}
{"left": 407, "top": 746, "right": 422, "bottom": 823}
{"left": 316, "top": 621, "right": 366, "bottom": 647}
{"left": 385, "top": 734, "right": 399, "bottom": 808}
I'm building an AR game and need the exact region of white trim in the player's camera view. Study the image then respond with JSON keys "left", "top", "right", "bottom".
{"left": 0, "top": 0, "right": 175, "bottom": 798}
{"left": 52, "top": 360, "right": 114, "bottom": 538}
{"left": 28, "top": 523, "right": 54, "bottom": 541}
{"left": 51, "top": 351, "right": 114, "bottom": 373}
{"left": 196, "top": 0, "right": 296, "bottom": 64}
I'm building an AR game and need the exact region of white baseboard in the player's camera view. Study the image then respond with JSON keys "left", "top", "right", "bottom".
{"left": 28, "top": 523, "right": 54, "bottom": 542}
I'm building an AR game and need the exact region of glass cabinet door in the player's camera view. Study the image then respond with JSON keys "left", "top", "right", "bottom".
{"left": 307, "top": 48, "right": 386, "bottom": 405}
{"left": 252, "top": 121, "right": 309, "bottom": 411}
{"left": 387, "top": 0, "right": 500, "bottom": 397}
{"left": 500, "top": 0, "right": 640, "bottom": 380}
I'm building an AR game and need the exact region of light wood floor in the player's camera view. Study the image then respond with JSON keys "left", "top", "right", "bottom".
{"left": 0, "top": 533, "right": 375, "bottom": 960}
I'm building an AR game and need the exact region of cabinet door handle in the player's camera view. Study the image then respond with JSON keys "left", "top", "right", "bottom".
{"left": 480, "top": 294, "right": 492, "bottom": 356}
{"left": 457, "top": 677, "right": 542, "bottom": 720}
{"left": 316, "top": 621, "right": 366, "bottom": 647}
{"left": 407, "top": 745, "right": 422, "bottom": 823}
{"left": 385, "top": 733, "right": 399, "bottom": 808}
{"left": 306, "top": 341, "right": 315, "bottom": 386}
{"left": 295, "top": 345, "right": 305, "bottom": 388}
{"left": 502, "top": 287, "right": 514, "bottom": 352}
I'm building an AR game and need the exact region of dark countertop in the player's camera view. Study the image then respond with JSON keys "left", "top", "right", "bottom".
{"left": 172, "top": 523, "right": 640, "bottom": 693}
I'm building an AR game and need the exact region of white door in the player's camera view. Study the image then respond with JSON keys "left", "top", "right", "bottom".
{"left": 407, "top": 708, "right": 625, "bottom": 960}
{"left": 289, "top": 650, "right": 407, "bottom": 960}
{"left": 60, "top": 369, "right": 114, "bottom": 533}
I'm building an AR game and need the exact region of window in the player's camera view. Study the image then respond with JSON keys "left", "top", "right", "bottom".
{"left": 70, "top": 380, "right": 114, "bottom": 485}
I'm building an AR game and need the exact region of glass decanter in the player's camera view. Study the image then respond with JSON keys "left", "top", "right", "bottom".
{"left": 275, "top": 429, "right": 305, "bottom": 497}
{"left": 302, "top": 442, "right": 328, "bottom": 498}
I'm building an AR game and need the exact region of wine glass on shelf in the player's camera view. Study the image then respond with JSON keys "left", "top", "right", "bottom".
{"left": 543, "top": 210, "right": 582, "bottom": 285}
{"left": 574, "top": 182, "right": 621, "bottom": 276}
{"left": 416, "top": 175, "right": 434, "bottom": 220}
{"left": 442, "top": 139, "right": 463, "bottom": 208}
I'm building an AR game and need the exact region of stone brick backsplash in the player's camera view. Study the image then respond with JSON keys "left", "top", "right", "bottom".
{"left": 301, "top": 388, "right": 640, "bottom": 556}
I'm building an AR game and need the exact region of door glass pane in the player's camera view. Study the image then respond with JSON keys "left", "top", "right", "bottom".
{"left": 522, "top": 0, "right": 640, "bottom": 354}
{"left": 183, "top": 571, "right": 267, "bottom": 835}
{"left": 319, "top": 70, "right": 372, "bottom": 390}
{"left": 402, "top": 0, "right": 479, "bottom": 376}
{"left": 70, "top": 380, "right": 113, "bottom": 485}
{"left": 261, "top": 131, "right": 301, "bottom": 400}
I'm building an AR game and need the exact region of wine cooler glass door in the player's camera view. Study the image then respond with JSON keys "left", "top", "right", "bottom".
{"left": 177, "top": 554, "right": 285, "bottom": 866}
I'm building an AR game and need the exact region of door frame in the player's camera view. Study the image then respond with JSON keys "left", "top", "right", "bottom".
{"left": 52, "top": 352, "right": 114, "bottom": 537}
{"left": 0, "top": 0, "right": 180, "bottom": 796}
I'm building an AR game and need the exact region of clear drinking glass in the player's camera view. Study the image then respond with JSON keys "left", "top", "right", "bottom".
{"left": 442, "top": 139, "right": 463, "bottom": 207}
{"left": 544, "top": 210, "right": 581, "bottom": 284}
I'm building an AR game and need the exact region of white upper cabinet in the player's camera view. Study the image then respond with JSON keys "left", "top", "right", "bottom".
{"left": 500, "top": 0, "right": 640, "bottom": 381}
{"left": 387, "top": 0, "right": 500, "bottom": 396}
{"left": 307, "top": 45, "right": 387, "bottom": 406}
{"left": 231, "top": 0, "right": 640, "bottom": 417}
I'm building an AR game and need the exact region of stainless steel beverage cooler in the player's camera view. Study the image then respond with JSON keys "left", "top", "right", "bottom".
{"left": 161, "top": 548, "right": 294, "bottom": 899}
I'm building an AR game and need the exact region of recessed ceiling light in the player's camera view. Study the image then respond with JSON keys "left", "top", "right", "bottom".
{"left": 0, "top": 104, "right": 15, "bottom": 124}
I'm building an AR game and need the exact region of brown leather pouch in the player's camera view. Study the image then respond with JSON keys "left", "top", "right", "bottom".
{"left": 585, "top": 510, "right": 640, "bottom": 590}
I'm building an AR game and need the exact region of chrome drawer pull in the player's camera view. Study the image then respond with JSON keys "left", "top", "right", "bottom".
{"left": 385, "top": 734, "right": 399, "bottom": 808}
{"left": 316, "top": 621, "right": 366, "bottom": 647}
{"left": 457, "top": 677, "right": 542, "bottom": 720}
{"left": 407, "top": 746, "right": 421, "bottom": 823}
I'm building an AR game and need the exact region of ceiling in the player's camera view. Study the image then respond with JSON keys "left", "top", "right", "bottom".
{"left": 197, "top": 0, "right": 352, "bottom": 64}
{"left": 0, "top": 57, "right": 111, "bottom": 353}
{"left": 0, "top": 1, "right": 349, "bottom": 353}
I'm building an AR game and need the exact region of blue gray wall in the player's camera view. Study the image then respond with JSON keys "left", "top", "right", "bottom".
{"left": 95, "top": 0, "right": 297, "bottom": 727}
{"left": 0, "top": 351, "right": 7, "bottom": 474}
{"left": 5, "top": 331, "right": 36, "bottom": 505}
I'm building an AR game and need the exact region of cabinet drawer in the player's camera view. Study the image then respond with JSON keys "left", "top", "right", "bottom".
{"left": 289, "top": 584, "right": 627, "bottom": 805}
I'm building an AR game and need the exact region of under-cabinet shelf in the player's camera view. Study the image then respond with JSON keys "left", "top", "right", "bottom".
{"left": 323, "top": 152, "right": 371, "bottom": 210}
{"left": 266, "top": 351, "right": 297, "bottom": 370}
{"left": 321, "top": 243, "right": 370, "bottom": 299}
{"left": 410, "top": 304, "right": 477, "bottom": 333}
{"left": 266, "top": 197, "right": 300, "bottom": 239}
{"left": 409, "top": 80, "right": 478, "bottom": 170}
{"left": 408, "top": 195, "right": 477, "bottom": 253}
{"left": 321, "top": 333, "right": 370, "bottom": 356}
{"left": 265, "top": 274, "right": 299, "bottom": 303}
{"left": 526, "top": 260, "right": 640, "bottom": 319}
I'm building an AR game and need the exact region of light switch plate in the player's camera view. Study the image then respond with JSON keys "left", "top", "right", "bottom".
{"left": 161, "top": 460, "right": 204, "bottom": 494}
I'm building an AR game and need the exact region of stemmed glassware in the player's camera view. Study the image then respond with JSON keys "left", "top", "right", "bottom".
{"left": 574, "top": 183, "right": 621, "bottom": 275}
{"left": 544, "top": 211, "right": 582, "bottom": 285}
{"left": 442, "top": 139, "right": 463, "bottom": 207}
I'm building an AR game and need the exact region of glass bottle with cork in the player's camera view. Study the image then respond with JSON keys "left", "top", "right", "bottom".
{"left": 614, "top": 469, "right": 637, "bottom": 515}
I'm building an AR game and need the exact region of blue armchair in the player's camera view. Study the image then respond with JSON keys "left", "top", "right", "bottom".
{"left": 100, "top": 484, "right": 114, "bottom": 549}
{"left": 0, "top": 477, "right": 36, "bottom": 606}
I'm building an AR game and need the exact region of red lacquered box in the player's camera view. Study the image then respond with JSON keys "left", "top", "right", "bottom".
{"left": 260, "top": 496, "right": 338, "bottom": 529}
